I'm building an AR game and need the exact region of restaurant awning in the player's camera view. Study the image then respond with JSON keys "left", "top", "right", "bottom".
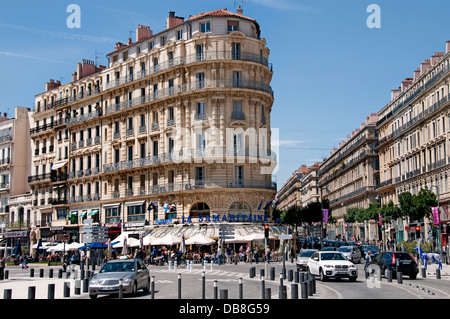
{"left": 51, "top": 161, "right": 68, "bottom": 170}
{"left": 79, "top": 210, "right": 87, "bottom": 218}
{"left": 88, "top": 209, "right": 99, "bottom": 216}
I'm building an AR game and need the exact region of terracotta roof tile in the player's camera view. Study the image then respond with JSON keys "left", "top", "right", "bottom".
{"left": 188, "top": 8, "right": 256, "bottom": 22}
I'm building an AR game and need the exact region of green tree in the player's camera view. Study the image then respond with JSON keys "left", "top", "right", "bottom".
{"left": 380, "top": 200, "right": 402, "bottom": 223}
{"left": 412, "top": 188, "right": 437, "bottom": 220}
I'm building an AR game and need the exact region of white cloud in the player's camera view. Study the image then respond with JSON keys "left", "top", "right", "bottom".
{"left": 0, "top": 51, "right": 71, "bottom": 64}
{"left": 0, "top": 23, "right": 118, "bottom": 44}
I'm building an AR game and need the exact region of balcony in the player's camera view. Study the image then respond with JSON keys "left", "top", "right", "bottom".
{"left": 28, "top": 173, "right": 52, "bottom": 183}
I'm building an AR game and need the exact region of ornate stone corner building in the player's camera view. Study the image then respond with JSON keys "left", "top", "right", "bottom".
{"left": 29, "top": 8, "right": 277, "bottom": 243}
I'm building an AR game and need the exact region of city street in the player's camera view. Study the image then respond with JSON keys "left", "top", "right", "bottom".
{"left": 1, "top": 259, "right": 450, "bottom": 300}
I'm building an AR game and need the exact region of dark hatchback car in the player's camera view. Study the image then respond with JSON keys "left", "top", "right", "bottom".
{"left": 371, "top": 251, "right": 419, "bottom": 279}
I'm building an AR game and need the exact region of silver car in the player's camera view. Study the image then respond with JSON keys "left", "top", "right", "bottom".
{"left": 89, "top": 259, "right": 150, "bottom": 299}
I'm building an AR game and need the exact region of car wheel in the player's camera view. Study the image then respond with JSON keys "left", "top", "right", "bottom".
{"left": 143, "top": 278, "right": 150, "bottom": 293}
{"left": 89, "top": 294, "right": 97, "bottom": 299}
{"left": 319, "top": 268, "right": 328, "bottom": 282}
{"left": 131, "top": 281, "right": 138, "bottom": 296}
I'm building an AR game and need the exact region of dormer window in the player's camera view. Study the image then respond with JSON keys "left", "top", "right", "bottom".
{"left": 200, "top": 21, "right": 210, "bottom": 33}
{"left": 227, "top": 20, "right": 239, "bottom": 33}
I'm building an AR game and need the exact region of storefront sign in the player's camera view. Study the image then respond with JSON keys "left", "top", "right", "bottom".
{"left": 155, "top": 219, "right": 172, "bottom": 225}
{"left": 182, "top": 214, "right": 268, "bottom": 223}
{"left": 5, "top": 231, "right": 27, "bottom": 238}
{"left": 123, "top": 221, "right": 145, "bottom": 231}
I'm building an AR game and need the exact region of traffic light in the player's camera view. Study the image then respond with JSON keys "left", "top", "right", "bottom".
{"left": 264, "top": 224, "right": 269, "bottom": 238}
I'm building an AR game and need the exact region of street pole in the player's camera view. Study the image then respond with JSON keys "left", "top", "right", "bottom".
{"left": 264, "top": 237, "right": 268, "bottom": 279}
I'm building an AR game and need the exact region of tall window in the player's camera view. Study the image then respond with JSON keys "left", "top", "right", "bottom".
{"left": 200, "top": 22, "right": 210, "bottom": 33}
{"left": 235, "top": 166, "right": 244, "bottom": 186}
{"left": 232, "top": 42, "right": 241, "bottom": 60}
{"left": 233, "top": 71, "right": 242, "bottom": 88}
{"left": 228, "top": 21, "right": 239, "bottom": 33}
{"left": 196, "top": 72, "right": 205, "bottom": 89}
{"left": 195, "top": 167, "right": 205, "bottom": 185}
{"left": 196, "top": 44, "right": 204, "bottom": 61}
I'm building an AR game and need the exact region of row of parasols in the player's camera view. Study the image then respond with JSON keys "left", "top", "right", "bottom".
{"left": 33, "top": 231, "right": 278, "bottom": 253}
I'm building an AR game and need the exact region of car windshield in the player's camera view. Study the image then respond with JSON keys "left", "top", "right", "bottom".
{"left": 100, "top": 261, "right": 135, "bottom": 273}
{"left": 321, "top": 253, "right": 346, "bottom": 261}
{"left": 365, "top": 245, "right": 378, "bottom": 251}
{"left": 338, "top": 247, "right": 351, "bottom": 252}
{"left": 299, "top": 250, "right": 316, "bottom": 257}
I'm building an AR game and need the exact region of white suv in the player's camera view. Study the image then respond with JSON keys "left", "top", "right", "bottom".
{"left": 307, "top": 251, "right": 358, "bottom": 282}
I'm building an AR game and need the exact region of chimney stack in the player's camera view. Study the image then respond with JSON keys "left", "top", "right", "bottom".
{"left": 166, "top": 11, "right": 184, "bottom": 29}
{"left": 236, "top": 5, "right": 243, "bottom": 15}
{"left": 446, "top": 41, "right": 450, "bottom": 54}
{"left": 136, "top": 24, "right": 153, "bottom": 42}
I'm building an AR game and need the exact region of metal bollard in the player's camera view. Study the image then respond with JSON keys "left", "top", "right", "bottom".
{"left": 387, "top": 270, "right": 392, "bottom": 282}
{"left": 301, "top": 281, "right": 308, "bottom": 299}
{"left": 4, "top": 270, "right": 8, "bottom": 280}
{"left": 75, "top": 280, "right": 81, "bottom": 295}
{"left": 220, "top": 289, "right": 228, "bottom": 299}
{"left": 28, "top": 286, "right": 36, "bottom": 299}
{"left": 58, "top": 269, "right": 63, "bottom": 278}
{"left": 270, "top": 267, "right": 275, "bottom": 281}
{"left": 214, "top": 280, "right": 218, "bottom": 299}
{"left": 40, "top": 269, "right": 44, "bottom": 278}
{"left": 260, "top": 268, "right": 265, "bottom": 279}
{"left": 436, "top": 268, "right": 441, "bottom": 279}
{"left": 151, "top": 276, "right": 155, "bottom": 299}
{"left": 261, "top": 278, "right": 265, "bottom": 299}
{"left": 119, "top": 279, "right": 123, "bottom": 299}
{"left": 278, "top": 273, "right": 284, "bottom": 299}
{"left": 294, "top": 271, "right": 299, "bottom": 283}
{"left": 3, "top": 289, "right": 12, "bottom": 299}
{"left": 178, "top": 274, "right": 182, "bottom": 299}
{"left": 421, "top": 267, "right": 426, "bottom": 278}
{"left": 299, "top": 272, "right": 305, "bottom": 282}
{"left": 30, "top": 268, "right": 34, "bottom": 277}
{"left": 202, "top": 272, "right": 206, "bottom": 299}
{"left": 83, "top": 278, "right": 89, "bottom": 293}
{"left": 264, "top": 287, "right": 271, "bottom": 299}
{"left": 307, "top": 279, "right": 313, "bottom": 296}
{"left": 249, "top": 267, "right": 255, "bottom": 278}
{"left": 291, "top": 283, "right": 298, "bottom": 299}
{"left": 49, "top": 269, "right": 53, "bottom": 278}
{"left": 63, "top": 282, "right": 70, "bottom": 298}
{"left": 48, "top": 283, "right": 55, "bottom": 299}
{"left": 397, "top": 272, "right": 403, "bottom": 284}
{"left": 288, "top": 269, "right": 293, "bottom": 282}
{"left": 239, "top": 278, "right": 243, "bottom": 299}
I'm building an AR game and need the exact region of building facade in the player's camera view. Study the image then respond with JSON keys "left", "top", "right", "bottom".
{"left": 0, "top": 107, "right": 33, "bottom": 255}
{"left": 377, "top": 41, "right": 450, "bottom": 246}
{"left": 27, "top": 8, "right": 277, "bottom": 245}
{"left": 319, "top": 114, "right": 380, "bottom": 241}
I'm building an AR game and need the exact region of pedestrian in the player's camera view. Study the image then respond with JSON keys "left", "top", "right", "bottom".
{"left": 400, "top": 243, "right": 406, "bottom": 252}
{"left": 0, "top": 254, "right": 5, "bottom": 280}
{"left": 21, "top": 254, "right": 28, "bottom": 269}
{"left": 364, "top": 251, "right": 372, "bottom": 270}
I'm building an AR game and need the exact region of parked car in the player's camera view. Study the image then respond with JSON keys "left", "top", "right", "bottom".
{"left": 296, "top": 249, "right": 318, "bottom": 271}
{"left": 306, "top": 251, "right": 358, "bottom": 282}
{"left": 361, "top": 245, "right": 379, "bottom": 257}
{"left": 370, "top": 251, "right": 419, "bottom": 279}
{"left": 89, "top": 259, "right": 150, "bottom": 299}
{"left": 337, "top": 246, "right": 361, "bottom": 263}
{"left": 320, "top": 246, "right": 336, "bottom": 252}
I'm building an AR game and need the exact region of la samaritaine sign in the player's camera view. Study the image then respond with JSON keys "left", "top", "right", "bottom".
{"left": 155, "top": 214, "right": 269, "bottom": 225}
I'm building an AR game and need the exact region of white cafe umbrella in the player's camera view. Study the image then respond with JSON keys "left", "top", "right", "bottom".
{"left": 152, "top": 234, "right": 182, "bottom": 246}
{"left": 142, "top": 234, "right": 158, "bottom": 246}
{"left": 185, "top": 234, "right": 216, "bottom": 246}
{"left": 67, "top": 242, "right": 84, "bottom": 250}
{"left": 114, "top": 237, "right": 140, "bottom": 248}
{"left": 46, "top": 243, "right": 66, "bottom": 252}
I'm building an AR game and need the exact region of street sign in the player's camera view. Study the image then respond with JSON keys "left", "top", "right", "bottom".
{"left": 219, "top": 224, "right": 235, "bottom": 240}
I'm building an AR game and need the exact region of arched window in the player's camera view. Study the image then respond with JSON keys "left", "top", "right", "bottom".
{"left": 190, "top": 202, "right": 210, "bottom": 217}
{"left": 228, "top": 201, "right": 251, "bottom": 221}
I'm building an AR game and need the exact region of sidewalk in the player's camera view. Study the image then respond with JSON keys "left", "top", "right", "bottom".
{"left": 0, "top": 264, "right": 89, "bottom": 299}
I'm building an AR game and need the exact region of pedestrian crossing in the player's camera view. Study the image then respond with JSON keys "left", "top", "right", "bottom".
{"left": 149, "top": 267, "right": 250, "bottom": 279}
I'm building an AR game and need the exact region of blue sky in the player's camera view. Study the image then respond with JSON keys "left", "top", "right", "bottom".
{"left": 0, "top": 0, "right": 449, "bottom": 188}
